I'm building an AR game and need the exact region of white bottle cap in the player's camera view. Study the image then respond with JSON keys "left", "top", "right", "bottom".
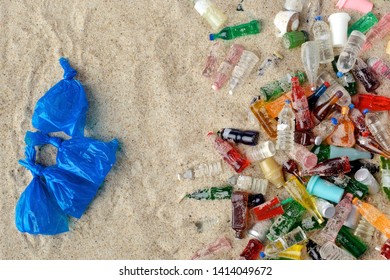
{"left": 344, "top": 205, "right": 361, "bottom": 229}
{"left": 328, "top": 13, "right": 351, "bottom": 47}
{"left": 315, "top": 198, "right": 336, "bottom": 219}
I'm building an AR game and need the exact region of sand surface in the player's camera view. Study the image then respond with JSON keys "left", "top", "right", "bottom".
{"left": 1, "top": 0, "right": 390, "bottom": 260}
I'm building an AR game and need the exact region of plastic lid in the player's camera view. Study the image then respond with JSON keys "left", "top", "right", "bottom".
{"left": 367, "top": 57, "right": 379, "bottom": 68}
{"left": 331, "top": 118, "right": 338, "bottom": 125}
{"left": 349, "top": 103, "right": 355, "bottom": 109}
{"left": 285, "top": 99, "right": 291, "bottom": 104}
{"left": 314, "top": 136, "right": 323, "bottom": 146}
{"left": 324, "top": 81, "right": 330, "bottom": 88}
{"left": 362, "top": 109, "right": 369, "bottom": 115}
{"left": 209, "top": 34, "right": 215, "bottom": 41}
{"left": 260, "top": 252, "right": 266, "bottom": 258}
{"left": 315, "top": 15, "right": 322, "bottom": 21}
{"left": 336, "top": 71, "right": 344, "bottom": 78}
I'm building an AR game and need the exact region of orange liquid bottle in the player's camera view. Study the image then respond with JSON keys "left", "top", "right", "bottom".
{"left": 352, "top": 198, "right": 390, "bottom": 239}
{"left": 250, "top": 99, "right": 277, "bottom": 139}
{"left": 326, "top": 106, "right": 355, "bottom": 147}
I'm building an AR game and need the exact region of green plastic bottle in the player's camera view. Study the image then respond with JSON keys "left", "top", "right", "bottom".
{"left": 380, "top": 156, "right": 390, "bottom": 200}
{"left": 259, "top": 71, "right": 306, "bottom": 102}
{"left": 330, "top": 175, "right": 369, "bottom": 200}
{"left": 266, "top": 199, "right": 306, "bottom": 241}
{"left": 347, "top": 12, "right": 378, "bottom": 36}
{"left": 183, "top": 185, "right": 233, "bottom": 200}
{"left": 311, "top": 144, "right": 372, "bottom": 162}
{"left": 209, "top": 20, "right": 261, "bottom": 41}
{"left": 336, "top": 225, "right": 368, "bottom": 258}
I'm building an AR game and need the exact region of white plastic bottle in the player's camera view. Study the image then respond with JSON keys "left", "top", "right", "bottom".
{"left": 312, "top": 16, "right": 334, "bottom": 64}
{"left": 193, "top": 0, "right": 228, "bottom": 31}
{"left": 276, "top": 100, "right": 295, "bottom": 152}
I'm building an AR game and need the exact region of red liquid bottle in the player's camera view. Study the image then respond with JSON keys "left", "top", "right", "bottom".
{"left": 240, "top": 239, "right": 264, "bottom": 260}
{"left": 301, "top": 156, "right": 351, "bottom": 177}
{"left": 294, "top": 131, "right": 322, "bottom": 146}
{"left": 352, "top": 58, "right": 380, "bottom": 92}
{"left": 282, "top": 159, "right": 307, "bottom": 184}
{"left": 231, "top": 191, "right": 249, "bottom": 239}
{"left": 381, "top": 239, "right": 390, "bottom": 260}
{"left": 207, "top": 132, "right": 250, "bottom": 173}
{"left": 352, "top": 93, "right": 390, "bottom": 112}
{"left": 291, "top": 77, "right": 315, "bottom": 132}
{"left": 312, "top": 91, "right": 343, "bottom": 124}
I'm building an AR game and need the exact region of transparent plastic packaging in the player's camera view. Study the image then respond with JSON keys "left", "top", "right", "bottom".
{"left": 313, "top": 16, "right": 334, "bottom": 64}
{"left": 276, "top": 100, "right": 295, "bottom": 152}
{"left": 336, "top": 30, "right": 366, "bottom": 73}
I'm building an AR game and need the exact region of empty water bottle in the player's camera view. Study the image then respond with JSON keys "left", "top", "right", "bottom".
{"left": 276, "top": 100, "right": 295, "bottom": 152}
{"left": 229, "top": 50, "right": 259, "bottom": 94}
{"left": 337, "top": 30, "right": 366, "bottom": 73}
{"left": 313, "top": 16, "right": 334, "bottom": 64}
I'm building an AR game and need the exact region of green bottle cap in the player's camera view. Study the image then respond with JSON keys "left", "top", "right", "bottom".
{"left": 282, "top": 31, "right": 309, "bottom": 49}
{"left": 347, "top": 12, "right": 378, "bottom": 36}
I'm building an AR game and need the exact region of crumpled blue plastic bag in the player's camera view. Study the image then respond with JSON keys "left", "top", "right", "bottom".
{"left": 25, "top": 131, "right": 119, "bottom": 186}
{"left": 43, "top": 166, "right": 100, "bottom": 219}
{"left": 32, "top": 58, "right": 88, "bottom": 137}
{"left": 16, "top": 146, "right": 69, "bottom": 235}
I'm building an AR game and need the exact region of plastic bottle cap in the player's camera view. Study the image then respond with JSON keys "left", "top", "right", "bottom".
{"left": 324, "top": 81, "right": 330, "bottom": 88}
{"left": 209, "top": 34, "right": 215, "bottom": 41}
{"left": 314, "top": 136, "right": 323, "bottom": 146}
{"left": 336, "top": 71, "right": 344, "bottom": 78}
{"left": 315, "top": 15, "right": 322, "bottom": 21}
{"left": 331, "top": 118, "right": 338, "bottom": 125}
{"left": 362, "top": 109, "right": 369, "bottom": 115}
{"left": 349, "top": 103, "right": 355, "bottom": 109}
{"left": 260, "top": 252, "right": 266, "bottom": 258}
{"left": 285, "top": 99, "right": 291, "bottom": 104}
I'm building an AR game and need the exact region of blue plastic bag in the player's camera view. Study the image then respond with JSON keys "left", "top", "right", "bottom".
{"left": 16, "top": 147, "right": 69, "bottom": 235}
{"left": 25, "top": 131, "right": 119, "bottom": 186}
{"left": 32, "top": 58, "right": 88, "bottom": 137}
{"left": 43, "top": 166, "right": 100, "bottom": 219}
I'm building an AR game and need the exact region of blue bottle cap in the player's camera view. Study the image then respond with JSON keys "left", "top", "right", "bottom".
{"left": 331, "top": 117, "right": 338, "bottom": 125}
{"left": 260, "top": 252, "right": 266, "bottom": 258}
{"left": 315, "top": 16, "right": 322, "bottom": 21}
{"left": 285, "top": 99, "right": 291, "bottom": 104}
{"left": 209, "top": 34, "right": 215, "bottom": 41}
{"left": 336, "top": 71, "right": 344, "bottom": 78}
{"left": 349, "top": 103, "right": 355, "bottom": 109}
{"left": 363, "top": 109, "right": 369, "bottom": 115}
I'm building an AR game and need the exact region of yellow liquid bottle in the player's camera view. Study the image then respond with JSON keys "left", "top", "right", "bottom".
{"left": 194, "top": 0, "right": 228, "bottom": 31}
{"left": 250, "top": 99, "right": 278, "bottom": 139}
{"left": 284, "top": 176, "right": 324, "bottom": 224}
{"left": 278, "top": 244, "right": 305, "bottom": 260}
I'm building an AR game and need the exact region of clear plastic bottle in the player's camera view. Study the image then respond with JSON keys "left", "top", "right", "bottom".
{"left": 202, "top": 42, "right": 220, "bottom": 78}
{"left": 312, "top": 118, "right": 338, "bottom": 140}
{"left": 276, "top": 100, "right": 295, "bottom": 152}
{"left": 367, "top": 57, "right": 390, "bottom": 80}
{"left": 305, "top": 0, "right": 322, "bottom": 33}
{"left": 228, "top": 175, "right": 268, "bottom": 194}
{"left": 177, "top": 160, "right": 224, "bottom": 180}
{"left": 212, "top": 44, "right": 244, "bottom": 91}
{"left": 264, "top": 226, "right": 307, "bottom": 256}
{"left": 312, "top": 16, "right": 334, "bottom": 64}
{"left": 248, "top": 220, "right": 273, "bottom": 242}
{"left": 364, "top": 110, "right": 390, "bottom": 151}
{"left": 229, "top": 50, "right": 259, "bottom": 95}
{"left": 301, "top": 41, "right": 320, "bottom": 91}
{"left": 193, "top": 0, "right": 228, "bottom": 31}
{"left": 257, "top": 52, "right": 284, "bottom": 78}
{"left": 291, "top": 77, "right": 315, "bottom": 132}
{"left": 245, "top": 140, "right": 276, "bottom": 162}
{"left": 319, "top": 241, "right": 356, "bottom": 260}
{"left": 336, "top": 30, "right": 366, "bottom": 73}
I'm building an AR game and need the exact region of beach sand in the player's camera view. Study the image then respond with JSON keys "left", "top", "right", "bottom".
{"left": 1, "top": 0, "right": 390, "bottom": 260}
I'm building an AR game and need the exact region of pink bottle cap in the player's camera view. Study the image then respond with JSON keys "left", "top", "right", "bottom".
{"left": 336, "top": 0, "right": 373, "bottom": 14}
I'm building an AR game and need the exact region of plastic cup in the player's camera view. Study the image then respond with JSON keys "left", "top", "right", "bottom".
{"left": 328, "top": 13, "right": 351, "bottom": 47}
{"left": 274, "top": 11, "right": 300, "bottom": 37}
{"left": 336, "top": 0, "right": 373, "bottom": 14}
{"left": 354, "top": 168, "right": 380, "bottom": 194}
{"left": 307, "top": 175, "right": 345, "bottom": 203}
